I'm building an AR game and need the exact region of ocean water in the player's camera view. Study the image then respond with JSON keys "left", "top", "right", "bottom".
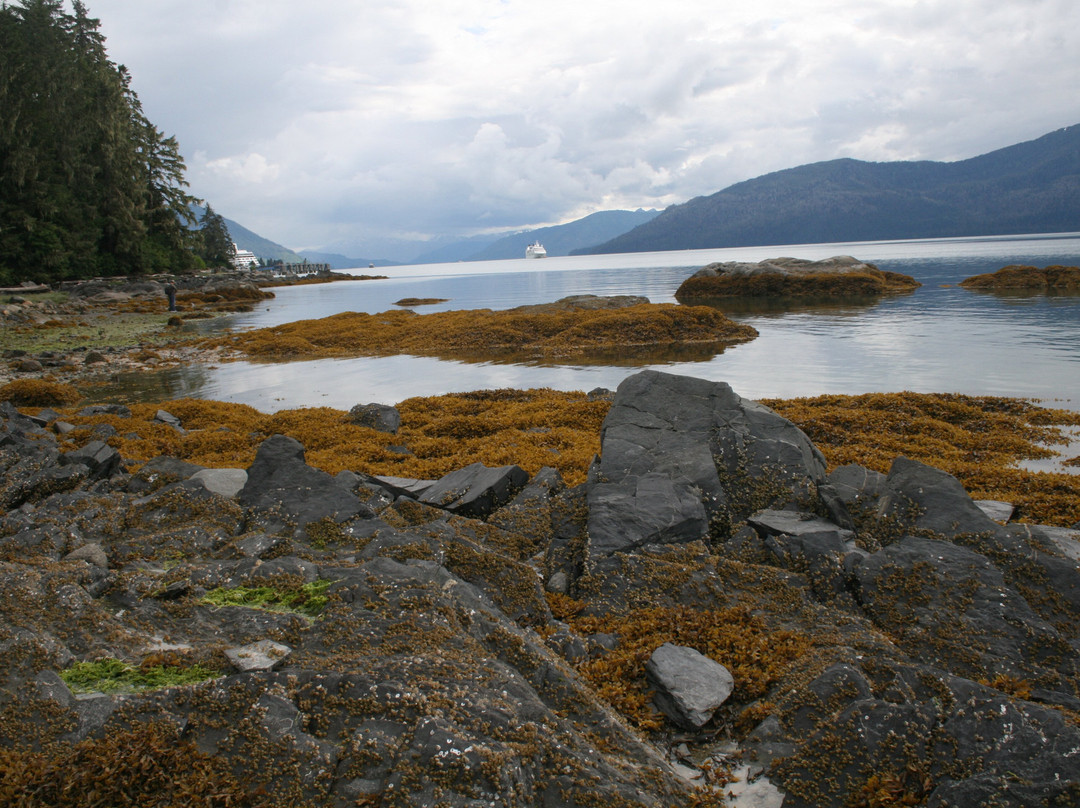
{"left": 95, "top": 232, "right": 1080, "bottom": 411}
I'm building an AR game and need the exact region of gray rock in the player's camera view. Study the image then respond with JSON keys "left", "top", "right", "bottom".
{"left": 225, "top": 640, "right": 293, "bottom": 671}
{"left": 238, "top": 434, "right": 367, "bottom": 528}
{"left": 153, "top": 409, "right": 183, "bottom": 431}
{"left": 974, "top": 499, "right": 1015, "bottom": 523}
{"left": 58, "top": 440, "right": 122, "bottom": 480}
{"left": 419, "top": 462, "right": 528, "bottom": 518}
{"left": 852, "top": 534, "right": 1065, "bottom": 677}
{"left": 368, "top": 474, "right": 434, "bottom": 499}
{"left": 348, "top": 402, "right": 401, "bottom": 434}
{"left": 63, "top": 542, "right": 108, "bottom": 569}
{"left": 825, "top": 463, "right": 888, "bottom": 508}
{"left": 190, "top": 468, "right": 247, "bottom": 498}
{"left": 747, "top": 508, "right": 852, "bottom": 543}
{"left": 645, "top": 642, "right": 734, "bottom": 729}
{"left": 587, "top": 473, "right": 708, "bottom": 556}
{"left": 586, "top": 370, "right": 826, "bottom": 556}
{"left": 878, "top": 456, "right": 1001, "bottom": 538}
{"left": 76, "top": 404, "right": 131, "bottom": 418}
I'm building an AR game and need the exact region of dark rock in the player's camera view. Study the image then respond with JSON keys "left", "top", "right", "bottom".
{"left": 852, "top": 534, "right": 1067, "bottom": 678}
{"left": 586, "top": 370, "right": 825, "bottom": 556}
{"left": 76, "top": 403, "right": 131, "bottom": 418}
{"left": 238, "top": 434, "right": 367, "bottom": 529}
{"left": 348, "top": 402, "right": 401, "bottom": 434}
{"left": 878, "top": 456, "right": 1001, "bottom": 539}
{"left": 419, "top": 462, "right": 528, "bottom": 518}
{"left": 645, "top": 642, "right": 734, "bottom": 729}
{"left": 587, "top": 473, "right": 708, "bottom": 556}
{"left": 58, "top": 440, "right": 122, "bottom": 480}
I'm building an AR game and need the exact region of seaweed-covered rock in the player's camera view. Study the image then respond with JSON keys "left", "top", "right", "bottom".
{"left": 675, "top": 256, "right": 920, "bottom": 300}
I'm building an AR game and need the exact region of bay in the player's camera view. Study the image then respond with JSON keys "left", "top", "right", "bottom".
{"left": 101, "top": 232, "right": 1080, "bottom": 411}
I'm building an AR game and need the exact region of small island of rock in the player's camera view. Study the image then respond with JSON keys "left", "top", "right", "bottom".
{"left": 675, "top": 255, "right": 920, "bottom": 301}
{"left": 960, "top": 264, "right": 1080, "bottom": 292}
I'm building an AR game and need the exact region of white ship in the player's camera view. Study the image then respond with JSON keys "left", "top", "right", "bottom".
{"left": 525, "top": 241, "right": 547, "bottom": 259}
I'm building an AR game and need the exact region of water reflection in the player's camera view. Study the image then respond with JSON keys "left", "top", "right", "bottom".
{"left": 86, "top": 233, "right": 1080, "bottom": 411}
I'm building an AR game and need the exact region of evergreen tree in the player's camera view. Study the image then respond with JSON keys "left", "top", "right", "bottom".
{"left": 198, "top": 204, "right": 235, "bottom": 266}
{"left": 0, "top": 0, "right": 199, "bottom": 283}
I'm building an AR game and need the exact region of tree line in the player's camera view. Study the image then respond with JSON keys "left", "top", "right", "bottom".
{"left": 0, "top": 0, "right": 234, "bottom": 285}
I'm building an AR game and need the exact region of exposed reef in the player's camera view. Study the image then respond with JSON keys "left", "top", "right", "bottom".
{"left": 674, "top": 256, "right": 921, "bottom": 302}
{"left": 209, "top": 294, "right": 758, "bottom": 364}
{"left": 960, "top": 263, "right": 1080, "bottom": 292}
{"left": 3, "top": 370, "right": 1080, "bottom": 806}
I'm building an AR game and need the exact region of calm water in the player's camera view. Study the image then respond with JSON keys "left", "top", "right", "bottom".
{"left": 99, "top": 232, "right": 1080, "bottom": 410}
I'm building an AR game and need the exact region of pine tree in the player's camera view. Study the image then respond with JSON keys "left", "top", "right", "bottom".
{"left": 198, "top": 205, "right": 235, "bottom": 267}
{"left": 0, "top": 0, "right": 199, "bottom": 283}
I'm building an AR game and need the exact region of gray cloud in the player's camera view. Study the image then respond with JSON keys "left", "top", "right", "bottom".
{"left": 85, "top": 0, "right": 1080, "bottom": 252}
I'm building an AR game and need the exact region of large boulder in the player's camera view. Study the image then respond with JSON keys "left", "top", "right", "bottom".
{"left": 238, "top": 434, "right": 367, "bottom": 529}
{"left": 586, "top": 370, "right": 826, "bottom": 556}
{"left": 675, "top": 256, "right": 920, "bottom": 300}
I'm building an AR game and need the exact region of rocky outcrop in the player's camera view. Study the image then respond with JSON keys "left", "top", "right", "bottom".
{"left": 960, "top": 263, "right": 1080, "bottom": 292}
{"left": 675, "top": 255, "right": 921, "bottom": 300}
{"left": 3, "top": 369, "right": 1080, "bottom": 806}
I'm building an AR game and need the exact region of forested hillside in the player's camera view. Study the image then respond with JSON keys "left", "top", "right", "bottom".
{"left": 0, "top": 1, "right": 216, "bottom": 284}
{"left": 576, "top": 125, "right": 1080, "bottom": 254}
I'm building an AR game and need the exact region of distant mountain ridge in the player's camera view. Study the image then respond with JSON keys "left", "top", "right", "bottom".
{"left": 467, "top": 210, "right": 660, "bottom": 260}
{"left": 575, "top": 124, "right": 1080, "bottom": 255}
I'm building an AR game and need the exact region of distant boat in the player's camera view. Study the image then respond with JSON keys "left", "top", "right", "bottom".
{"left": 525, "top": 241, "right": 547, "bottom": 259}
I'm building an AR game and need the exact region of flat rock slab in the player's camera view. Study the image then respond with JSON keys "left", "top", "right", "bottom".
{"left": 974, "top": 499, "right": 1015, "bottom": 523}
{"left": 224, "top": 640, "right": 292, "bottom": 672}
{"left": 419, "top": 462, "right": 528, "bottom": 518}
{"left": 191, "top": 468, "right": 248, "bottom": 498}
{"left": 748, "top": 508, "right": 853, "bottom": 544}
{"left": 645, "top": 642, "right": 734, "bottom": 729}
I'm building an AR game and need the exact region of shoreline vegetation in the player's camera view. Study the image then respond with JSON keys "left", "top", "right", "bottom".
{"left": 2, "top": 271, "right": 1080, "bottom": 527}
{"left": 2, "top": 381, "right": 1078, "bottom": 526}
{"left": 207, "top": 295, "right": 759, "bottom": 364}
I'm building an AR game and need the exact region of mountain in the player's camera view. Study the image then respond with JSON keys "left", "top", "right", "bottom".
{"left": 411, "top": 234, "right": 500, "bottom": 264}
{"left": 575, "top": 124, "right": 1080, "bottom": 255}
{"left": 297, "top": 251, "right": 400, "bottom": 270}
{"left": 191, "top": 205, "right": 304, "bottom": 264}
{"left": 221, "top": 216, "right": 306, "bottom": 264}
{"left": 466, "top": 209, "right": 660, "bottom": 260}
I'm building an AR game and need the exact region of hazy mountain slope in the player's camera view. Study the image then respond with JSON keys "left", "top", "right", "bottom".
{"left": 221, "top": 217, "right": 306, "bottom": 264}
{"left": 297, "top": 251, "right": 400, "bottom": 269}
{"left": 576, "top": 124, "right": 1080, "bottom": 254}
{"left": 468, "top": 209, "right": 660, "bottom": 260}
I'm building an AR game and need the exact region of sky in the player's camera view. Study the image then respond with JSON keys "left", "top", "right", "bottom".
{"left": 83, "top": 0, "right": 1080, "bottom": 257}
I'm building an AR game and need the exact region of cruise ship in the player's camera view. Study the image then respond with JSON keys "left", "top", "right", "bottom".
{"left": 525, "top": 241, "right": 547, "bottom": 259}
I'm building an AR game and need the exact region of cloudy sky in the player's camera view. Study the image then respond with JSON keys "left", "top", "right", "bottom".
{"left": 86, "top": 0, "right": 1080, "bottom": 256}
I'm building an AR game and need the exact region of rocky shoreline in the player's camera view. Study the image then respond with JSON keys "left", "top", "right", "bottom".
{"left": 4, "top": 369, "right": 1080, "bottom": 806}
